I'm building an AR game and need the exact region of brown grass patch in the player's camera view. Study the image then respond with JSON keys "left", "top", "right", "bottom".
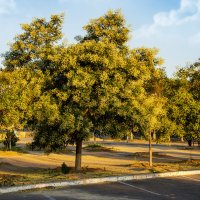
{"left": 1, "top": 140, "right": 200, "bottom": 187}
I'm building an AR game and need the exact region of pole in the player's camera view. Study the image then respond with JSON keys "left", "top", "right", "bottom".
{"left": 149, "top": 130, "right": 152, "bottom": 167}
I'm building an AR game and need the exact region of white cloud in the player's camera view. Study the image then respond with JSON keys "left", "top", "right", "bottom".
{"left": 154, "top": 0, "right": 200, "bottom": 26}
{"left": 136, "top": 0, "right": 200, "bottom": 38}
{"left": 0, "top": 0, "right": 16, "bottom": 14}
{"left": 132, "top": 0, "right": 200, "bottom": 76}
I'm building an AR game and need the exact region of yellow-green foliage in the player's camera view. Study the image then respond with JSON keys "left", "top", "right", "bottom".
{"left": 1, "top": 10, "right": 167, "bottom": 149}
{"left": 3, "top": 14, "right": 64, "bottom": 71}
{"left": 0, "top": 69, "right": 44, "bottom": 130}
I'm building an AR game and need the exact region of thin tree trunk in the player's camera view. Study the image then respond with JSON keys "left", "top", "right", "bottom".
{"left": 126, "top": 135, "right": 129, "bottom": 143}
{"left": 130, "top": 130, "right": 133, "bottom": 140}
{"left": 149, "top": 131, "right": 152, "bottom": 167}
{"left": 75, "top": 139, "right": 82, "bottom": 171}
{"left": 168, "top": 135, "right": 171, "bottom": 146}
{"left": 181, "top": 136, "right": 184, "bottom": 142}
{"left": 93, "top": 133, "right": 96, "bottom": 144}
{"left": 9, "top": 135, "right": 12, "bottom": 151}
{"left": 153, "top": 131, "right": 156, "bottom": 140}
{"left": 168, "top": 135, "right": 171, "bottom": 142}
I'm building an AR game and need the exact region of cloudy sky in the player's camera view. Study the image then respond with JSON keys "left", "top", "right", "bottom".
{"left": 0, "top": 0, "right": 199, "bottom": 76}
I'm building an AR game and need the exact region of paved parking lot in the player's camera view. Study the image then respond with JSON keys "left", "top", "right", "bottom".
{"left": 0, "top": 175, "right": 200, "bottom": 200}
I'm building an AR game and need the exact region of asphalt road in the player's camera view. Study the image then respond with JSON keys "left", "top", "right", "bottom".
{"left": 0, "top": 175, "right": 200, "bottom": 200}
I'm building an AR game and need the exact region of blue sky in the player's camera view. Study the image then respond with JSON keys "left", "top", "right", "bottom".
{"left": 0, "top": 0, "right": 199, "bottom": 76}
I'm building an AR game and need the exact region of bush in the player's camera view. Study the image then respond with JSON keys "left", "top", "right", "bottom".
{"left": 86, "top": 144, "right": 102, "bottom": 148}
{"left": 3, "top": 130, "right": 19, "bottom": 150}
{"left": 0, "top": 175, "right": 15, "bottom": 186}
{"left": 31, "top": 125, "right": 69, "bottom": 152}
{"left": 61, "top": 162, "right": 70, "bottom": 174}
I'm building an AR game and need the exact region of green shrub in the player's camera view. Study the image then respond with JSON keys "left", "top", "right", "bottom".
{"left": 0, "top": 175, "right": 15, "bottom": 186}
{"left": 86, "top": 144, "right": 102, "bottom": 148}
{"left": 61, "top": 162, "right": 70, "bottom": 174}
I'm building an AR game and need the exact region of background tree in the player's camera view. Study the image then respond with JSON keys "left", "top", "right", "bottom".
{"left": 0, "top": 68, "right": 43, "bottom": 130}
{"left": 162, "top": 60, "right": 200, "bottom": 146}
{"left": 126, "top": 48, "right": 166, "bottom": 167}
{"left": 3, "top": 130, "right": 19, "bottom": 151}
{"left": 2, "top": 14, "right": 65, "bottom": 150}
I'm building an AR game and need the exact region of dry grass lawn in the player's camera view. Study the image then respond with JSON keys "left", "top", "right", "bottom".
{"left": 0, "top": 139, "right": 200, "bottom": 186}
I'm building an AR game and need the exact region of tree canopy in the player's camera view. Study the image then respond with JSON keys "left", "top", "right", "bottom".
{"left": 1, "top": 10, "right": 199, "bottom": 170}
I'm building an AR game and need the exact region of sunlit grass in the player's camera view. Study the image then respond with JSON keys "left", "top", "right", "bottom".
{"left": 1, "top": 140, "right": 200, "bottom": 186}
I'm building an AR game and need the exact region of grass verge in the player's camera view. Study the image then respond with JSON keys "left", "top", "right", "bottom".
{"left": 1, "top": 159, "right": 200, "bottom": 187}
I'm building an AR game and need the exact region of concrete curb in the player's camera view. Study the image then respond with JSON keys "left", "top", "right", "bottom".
{"left": 1, "top": 170, "right": 200, "bottom": 194}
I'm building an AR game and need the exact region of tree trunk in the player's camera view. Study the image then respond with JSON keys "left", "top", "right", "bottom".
{"left": 126, "top": 135, "right": 129, "bottom": 143}
{"left": 93, "top": 133, "right": 96, "bottom": 144}
{"left": 9, "top": 135, "right": 12, "bottom": 151}
{"left": 168, "top": 135, "right": 171, "bottom": 142}
{"left": 153, "top": 131, "right": 156, "bottom": 141}
{"left": 149, "top": 131, "right": 152, "bottom": 167}
{"left": 181, "top": 136, "right": 184, "bottom": 142}
{"left": 130, "top": 131, "right": 133, "bottom": 140}
{"left": 75, "top": 139, "right": 82, "bottom": 171}
{"left": 187, "top": 139, "right": 192, "bottom": 147}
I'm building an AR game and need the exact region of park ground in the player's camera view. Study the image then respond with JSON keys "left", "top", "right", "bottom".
{"left": 0, "top": 135, "right": 200, "bottom": 186}
{"left": 1, "top": 175, "right": 200, "bottom": 199}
